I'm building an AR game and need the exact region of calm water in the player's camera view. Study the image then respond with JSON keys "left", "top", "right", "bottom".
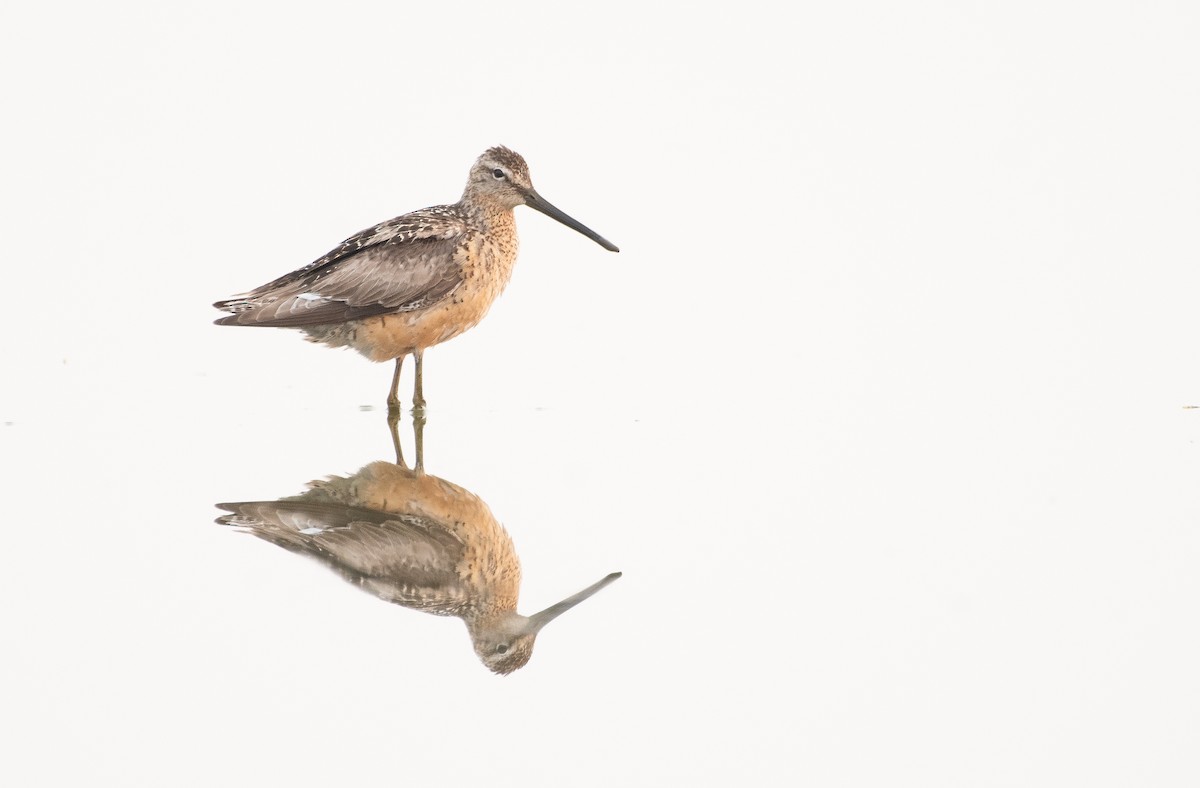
{"left": 5, "top": 3, "right": 1200, "bottom": 786}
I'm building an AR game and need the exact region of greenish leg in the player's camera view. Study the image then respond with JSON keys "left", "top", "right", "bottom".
{"left": 413, "top": 350, "right": 427, "bottom": 411}
{"left": 413, "top": 407, "right": 427, "bottom": 474}
{"left": 388, "top": 356, "right": 404, "bottom": 413}
{"left": 387, "top": 407, "right": 406, "bottom": 468}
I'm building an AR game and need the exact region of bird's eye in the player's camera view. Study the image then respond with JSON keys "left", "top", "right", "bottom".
{"left": 492, "top": 168, "right": 506, "bottom": 180}
{"left": 495, "top": 644, "right": 508, "bottom": 654}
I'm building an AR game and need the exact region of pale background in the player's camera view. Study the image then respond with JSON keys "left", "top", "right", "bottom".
{"left": 2, "top": 2, "right": 1199, "bottom": 786}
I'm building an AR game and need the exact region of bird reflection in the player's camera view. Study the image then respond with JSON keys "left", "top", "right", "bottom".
{"left": 215, "top": 418, "right": 621, "bottom": 674}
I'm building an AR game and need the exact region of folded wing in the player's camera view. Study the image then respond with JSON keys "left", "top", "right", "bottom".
{"left": 216, "top": 499, "right": 474, "bottom": 615}
{"left": 214, "top": 207, "right": 469, "bottom": 327}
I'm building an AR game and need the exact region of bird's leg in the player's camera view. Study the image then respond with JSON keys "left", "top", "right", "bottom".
{"left": 413, "top": 406, "right": 427, "bottom": 474}
{"left": 386, "top": 356, "right": 405, "bottom": 463}
{"left": 388, "top": 408, "right": 407, "bottom": 468}
{"left": 412, "top": 349, "right": 427, "bottom": 413}
{"left": 388, "top": 356, "right": 404, "bottom": 415}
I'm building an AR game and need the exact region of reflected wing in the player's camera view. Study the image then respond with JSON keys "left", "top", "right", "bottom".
{"left": 216, "top": 500, "right": 472, "bottom": 614}
{"left": 213, "top": 207, "right": 469, "bottom": 327}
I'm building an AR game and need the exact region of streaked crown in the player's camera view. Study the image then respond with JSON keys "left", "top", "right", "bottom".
{"left": 463, "top": 146, "right": 534, "bottom": 209}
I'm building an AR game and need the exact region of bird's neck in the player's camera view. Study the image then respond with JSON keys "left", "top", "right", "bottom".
{"left": 459, "top": 195, "right": 516, "bottom": 227}
{"left": 466, "top": 611, "right": 527, "bottom": 640}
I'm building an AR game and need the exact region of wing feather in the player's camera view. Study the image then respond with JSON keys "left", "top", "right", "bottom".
{"left": 214, "top": 206, "right": 470, "bottom": 327}
{"left": 216, "top": 500, "right": 473, "bottom": 613}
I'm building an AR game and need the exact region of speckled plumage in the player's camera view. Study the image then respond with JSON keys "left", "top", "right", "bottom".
{"left": 216, "top": 460, "right": 621, "bottom": 675}
{"left": 213, "top": 146, "right": 618, "bottom": 408}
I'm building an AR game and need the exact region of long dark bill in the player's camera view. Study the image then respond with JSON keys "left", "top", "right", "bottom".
{"left": 527, "top": 571, "right": 623, "bottom": 632}
{"left": 525, "top": 190, "right": 620, "bottom": 252}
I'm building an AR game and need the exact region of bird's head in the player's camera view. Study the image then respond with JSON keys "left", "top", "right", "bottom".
{"left": 467, "top": 572, "right": 622, "bottom": 675}
{"left": 464, "top": 146, "right": 619, "bottom": 252}
{"left": 466, "top": 146, "right": 535, "bottom": 210}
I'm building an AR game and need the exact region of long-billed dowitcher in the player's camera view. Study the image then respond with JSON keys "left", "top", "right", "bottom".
{"left": 213, "top": 147, "right": 618, "bottom": 410}
{"left": 216, "top": 458, "right": 621, "bottom": 674}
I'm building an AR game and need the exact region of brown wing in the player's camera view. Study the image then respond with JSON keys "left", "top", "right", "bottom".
{"left": 213, "top": 206, "right": 470, "bottom": 327}
{"left": 216, "top": 500, "right": 474, "bottom": 615}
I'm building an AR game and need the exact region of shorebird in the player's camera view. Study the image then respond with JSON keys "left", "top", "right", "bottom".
{"left": 213, "top": 146, "right": 619, "bottom": 411}
{"left": 216, "top": 449, "right": 621, "bottom": 674}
